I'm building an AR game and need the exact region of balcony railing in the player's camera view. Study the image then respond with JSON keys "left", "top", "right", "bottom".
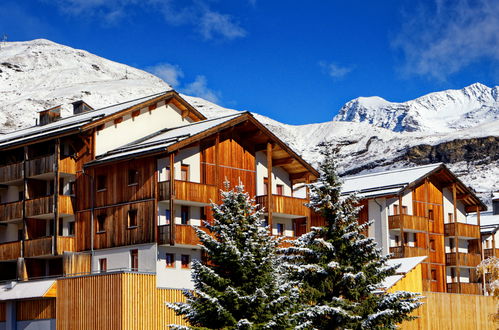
{"left": 255, "top": 195, "right": 309, "bottom": 217}
{"left": 158, "top": 181, "right": 218, "bottom": 204}
{"left": 25, "top": 195, "right": 75, "bottom": 218}
{"left": 484, "top": 248, "right": 499, "bottom": 259}
{"left": 0, "top": 161, "right": 23, "bottom": 183}
{"left": 158, "top": 224, "right": 208, "bottom": 246}
{"left": 26, "top": 154, "right": 56, "bottom": 177}
{"left": 388, "top": 214, "right": 428, "bottom": 232}
{"left": 0, "top": 201, "right": 23, "bottom": 222}
{"left": 0, "top": 241, "right": 21, "bottom": 261}
{"left": 390, "top": 246, "right": 428, "bottom": 258}
{"left": 445, "top": 252, "right": 481, "bottom": 267}
{"left": 24, "top": 237, "right": 53, "bottom": 257}
{"left": 446, "top": 282, "right": 482, "bottom": 295}
{"left": 444, "top": 222, "right": 480, "bottom": 239}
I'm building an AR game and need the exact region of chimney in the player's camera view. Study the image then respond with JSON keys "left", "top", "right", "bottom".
{"left": 38, "top": 105, "right": 61, "bottom": 126}
{"left": 71, "top": 100, "right": 94, "bottom": 115}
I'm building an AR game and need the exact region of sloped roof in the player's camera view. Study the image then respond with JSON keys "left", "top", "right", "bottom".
{"left": 342, "top": 163, "right": 442, "bottom": 197}
{"left": 0, "top": 278, "right": 55, "bottom": 301}
{"left": 381, "top": 256, "right": 427, "bottom": 290}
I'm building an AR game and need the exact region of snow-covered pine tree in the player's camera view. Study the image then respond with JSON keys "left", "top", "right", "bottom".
{"left": 282, "top": 142, "right": 421, "bottom": 329}
{"left": 168, "top": 182, "right": 299, "bottom": 329}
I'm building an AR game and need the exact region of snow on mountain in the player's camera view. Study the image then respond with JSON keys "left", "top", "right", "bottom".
{"left": 334, "top": 83, "right": 499, "bottom": 133}
{"left": 0, "top": 39, "right": 170, "bottom": 131}
{"left": 0, "top": 39, "right": 496, "bottom": 203}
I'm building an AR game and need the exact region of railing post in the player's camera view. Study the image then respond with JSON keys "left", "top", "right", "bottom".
{"left": 169, "top": 152, "right": 175, "bottom": 246}
{"left": 266, "top": 142, "right": 273, "bottom": 233}
{"left": 53, "top": 138, "right": 60, "bottom": 256}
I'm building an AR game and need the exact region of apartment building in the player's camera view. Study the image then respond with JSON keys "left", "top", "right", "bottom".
{"left": 342, "top": 164, "right": 487, "bottom": 294}
{"left": 478, "top": 193, "right": 499, "bottom": 259}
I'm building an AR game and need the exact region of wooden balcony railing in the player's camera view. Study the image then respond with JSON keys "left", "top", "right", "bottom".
{"left": 0, "top": 161, "right": 23, "bottom": 183}
{"left": 446, "top": 282, "right": 482, "bottom": 295}
{"left": 25, "top": 195, "right": 75, "bottom": 217}
{"left": 0, "top": 241, "right": 21, "bottom": 261}
{"left": 158, "top": 224, "right": 208, "bottom": 246}
{"left": 24, "top": 237, "right": 53, "bottom": 257}
{"left": 388, "top": 214, "right": 428, "bottom": 232}
{"left": 444, "top": 222, "right": 480, "bottom": 239}
{"left": 390, "top": 246, "right": 428, "bottom": 258}
{"left": 0, "top": 201, "right": 23, "bottom": 222}
{"left": 158, "top": 181, "right": 218, "bottom": 204}
{"left": 484, "top": 248, "right": 499, "bottom": 259}
{"left": 445, "top": 252, "right": 482, "bottom": 267}
{"left": 26, "top": 154, "right": 55, "bottom": 177}
{"left": 57, "top": 236, "right": 76, "bottom": 253}
{"left": 59, "top": 156, "right": 76, "bottom": 174}
{"left": 255, "top": 195, "right": 309, "bottom": 217}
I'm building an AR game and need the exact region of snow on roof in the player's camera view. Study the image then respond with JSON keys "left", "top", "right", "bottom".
{"left": 341, "top": 163, "right": 443, "bottom": 196}
{"left": 0, "top": 278, "right": 55, "bottom": 301}
{"left": 0, "top": 92, "right": 167, "bottom": 149}
{"left": 380, "top": 256, "right": 427, "bottom": 290}
{"left": 469, "top": 211, "right": 499, "bottom": 227}
{"left": 90, "top": 113, "right": 243, "bottom": 164}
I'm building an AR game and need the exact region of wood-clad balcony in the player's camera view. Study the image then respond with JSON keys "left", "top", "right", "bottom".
{"left": 390, "top": 246, "right": 428, "bottom": 258}
{"left": 484, "top": 248, "right": 499, "bottom": 259}
{"left": 388, "top": 214, "right": 428, "bottom": 232}
{"left": 445, "top": 252, "right": 481, "bottom": 267}
{"left": 0, "top": 241, "right": 21, "bottom": 261}
{"left": 446, "top": 282, "right": 482, "bottom": 295}
{"left": 0, "top": 161, "right": 23, "bottom": 184}
{"left": 23, "top": 236, "right": 75, "bottom": 257}
{"left": 26, "top": 154, "right": 56, "bottom": 177}
{"left": 25, "top": 195, "right": 75, "bottom": 218}
{"left": 0, "top": 201, "right": 23, "bottom": 222}
{"left": 158, "top": 224, "right": 209, "bottom": 246}
{"left": 255, "top": 195, "right": 309, "bottom": 217}
{"left": 444, "top": 222, "right": 480, "bottom": 239}
{"left": 158, "top": 180, "right": 218, "bottom": 204}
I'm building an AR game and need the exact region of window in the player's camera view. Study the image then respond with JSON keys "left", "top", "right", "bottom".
{"left": 394, "top": 204, "right": 407, "bottom": 215}
{"left": 277, "top": 223, "right": 284, "bottom": 236}
{"left": 97, "top": 175, "right": 106, "bottom": 191}
{"left": 493, "top": 200, "right": 499, "bottom": 215}
{"left": 165, "top": 253, "right": 175, "bottom": 268}
{"left": 394, "top": 235, "right": 400, "bottom": 246}
{"left": 68, "top": 181, "right": 75, "bottom": 195}
{"left": 430, "top": 238, "right": 436, "bottom": 252}
{"left": 68, "top": 221, "right": 75, "bottom": 236}
{"left": 181, "top": 164, "right": 189, "bottom": 181}
{"left": 200, "top": 207, "right": 207, "bottom": 221}
{"left": 181, "top": 254, "right": 190, "bottom": 269}
{"left": 18, "top": 190, "right": 24, "bottom": 201}
{"left": 428, "top": 209, "right": 434, "bottom": 221}
{"left": 403, "top": 233, "right": 408, "bottom": 245}
{"left": 263, "top": 177, "right": 269, "bottom": 195}
{"left": 128, "top": 209, "right": 138, "bottom": 228}
{"left": 450, "top": 268, "right": 456, "bottom": 281}
{"left": 99, "top": 258, "right": 107, "bottom": 273}
{"left": 401, "top": 206, "right": 408, "bottom": 214}
{"left": 165, "top": 166, "right": 170, "bottom": 180}
{"left": 276, "top": 184, "right": 284, "bottom": 196}
{"left": 181, "top": 206, "right": 189, "bottom": 225}
{"left": 130, "top": 249, "right": 138, "bottom": 271}
{"left": 431, "top": 268, "right": 437, "bottom": 281}
{"left": 128, "top": 169, "right": 138, "bottom": 185}
{"left": 18, "top": 229, "right": 23, "bottom": 241}
{"left": 449, "top": 238, "right": 455, "bottom": 251}
{"left": 165, "top": 209, "right": 171, "bottom": 225}
{"left": 448, "top": 213, "right": 454, "bottom": 222}
{"left": 97, "top": 214, "right": 106, "bottom": 233}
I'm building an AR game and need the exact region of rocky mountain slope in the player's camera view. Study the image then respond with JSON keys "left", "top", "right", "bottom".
{"left": 0, "top": 39, "right": 497, "bottom": 204}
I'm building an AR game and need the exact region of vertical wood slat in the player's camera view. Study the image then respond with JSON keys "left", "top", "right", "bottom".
{"left": 0, "top": 201, "right": 23, "bottom": 222}
{"left": 16, "top": 299, "right": 56, "bottom": 321}
{"left": 169, "top": 153, "right": 175, "bottom": 246}
{"left": 0, "top": 161, "right": 23, "bottom": 183}
{"left": 0, "top": 241, "right": 22, "bottom": 260}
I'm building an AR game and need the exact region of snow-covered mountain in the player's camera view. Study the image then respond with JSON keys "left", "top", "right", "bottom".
{"left": 0, "top": 39, "right": 497, "bottom": 204}
{"left": 0, "top": 39, "right": 170, "bottom": 130}
{"left": 334, "top": 83, "right": 499, "bottom": 133}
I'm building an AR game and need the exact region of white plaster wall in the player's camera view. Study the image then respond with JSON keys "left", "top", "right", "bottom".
{"left": 368, "top": 198, "right": 389, "bottom": 254}
{"left": 386, "top": 192, "right": 412, "bottom": 216}
{"left": 442, "top": 188, "right": 467, "bottom": 223}
{"left": 458, "top": 238, "right": 469, "bottom": 253}
{"left": 460, "top": 268, "right": 470, "bottom": 283}
{"left": 158, "top": 203, "right": 202, "bottom": 226}
{"left": 156, "top": 246, "right": 201, "bottom": 289}
{"left": 95, "top": 102, "right": 193, "bottom": 156}
{"left": 271, "top": 216, "right": 294, "bottom": 237}
{"left": 292, "top": 183, "right": 307, "bottom": 199}
{"left": 157, "top": 146, "right": 200, "bottom": 183}
{"left": 0, "top": 222, "right": 21, "bottom": 243}
{"left": 91, "top": 243, "right": 156, "bottom": 272}
{"left": 255, "top": 151, "right": 292, "bottom": 197}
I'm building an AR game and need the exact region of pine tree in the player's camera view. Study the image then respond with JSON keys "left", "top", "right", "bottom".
{"left": 169, "top": 183, "right": 299, "bottom": 329}
{"left": 282, "top": 142, "right": 421, "bottom": 329}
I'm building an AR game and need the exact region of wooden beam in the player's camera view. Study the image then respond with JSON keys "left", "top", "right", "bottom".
{"left": 267, "top": 142, "right": 273, "bottom": 233}
{"left": 399, "top": 194, "right": 405, "bottom": 248}
{"left": 53, "top": 138, "right": 60, "bottom": 256}
{"left": 239, "top": 130, "right": 264, "bottom": 140}
{"left": 452, "top": 183, "right": 457, "bottom": 222}
{"left": 477, "top": 206, "right": 485, "bottom": 294}
{"left": 290, "top": 172, "right": 309, "bottom": 181}
{"left": 272, "top": 157, "right": 294, "bottom": 167}
{"left": 456, "top": 193, "right": 471, "bottom": 200}
{"left": 254, "top": 143, "right": 268, "bottom": 152}
{"left": 169, "top": 153, "right": 175, "bottom": 246}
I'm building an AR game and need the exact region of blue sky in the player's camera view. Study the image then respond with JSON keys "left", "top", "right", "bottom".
{"left": 1, "top": 0, "right": 498, "bottom": 124}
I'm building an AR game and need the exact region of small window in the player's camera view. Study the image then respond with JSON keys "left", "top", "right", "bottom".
{"left": 165, "top": 209, "right": 171, "bottom": 225}
{"left": 165, "top": 166, "right": 171, "bottom": 180}
{"left": 97, "top": 175, "right": 106, "bottom": 191}
{"left": 431, "top": 268, "right": 437, "bottom": 281}
{"left": 130, "top": 249, "right": 138, "bottom": 271}
{"left": 68, "top": 181, "right": 75, "bottom": 195}
{"left": 68, "top": 221, "right": 75, "bottom": 236}
{"left": 165, "top": 253, "right": 175, "bottom": 268}
{"left": 181, "top": 254, "right": 190, "bottom": 269}
{"left": 263, "top": 177, "right": 269, "bottom": 195}
{"left": 181, "top": 164, "right": 189, "bottom": 181}
{"left": 128, "top": 169, "right": 138, "bottom": 185}
{"left": 97, "top": 214, "right": 106, "bottom": 233}
{"left": 428, "top": 209, "right": 434, "bottom": 221}
{"left": 181, "top": 206, "right": 189, "bottom": 225}
{"left": 18, "top": 191, "right": 24, "bottom": 201}
{"left": 403, "top": 232, "right": 408, "bottom": 245}
{"left": 401, "top": 206, "right": 408, "bottom": 214}
{"left": 394, "top": 235, "right": 400, "bottom": 246}
{"left": 450, "top": 268, "right": 456, "bottom": 281}
{"left": 430, "top": 238, "right": 436, "bottom": 252}
{"left": 276, "top": 184, "right": 284, "bottom": 196}
{"left": 200, "top": 207, "right": 206, "bottom": 221}
{"left": 99, "top": 258, "right": 107, "bottom": 273}
{"left": 277, "top": 223, "right": 284, "bottom": 236}
{"left": 448, "top": 213, "right": 453, "bottom": 222}
{"left": 449, "top": 238, "right": 455, "bottom": 251}
{"left": 128, "top": 209, "right": 138, "bottom": 228}
{"left": 18, "top": 229, "right": 23, "bottom": 241}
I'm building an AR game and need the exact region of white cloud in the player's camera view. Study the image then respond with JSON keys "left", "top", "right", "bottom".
{"left": 183, "top": 76, "right": 220, "bottom": 103}
{"left": 392, "top": 0, "right": 499, "bottom": 80}
{"left": 47, "top": 0, "right": 247, "bottom": 41}
{"left": 319, "top": 61, "right": 353, "bottom": 79}
{"left": 146, "top": 63, "right": 184, "bottom": 87}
